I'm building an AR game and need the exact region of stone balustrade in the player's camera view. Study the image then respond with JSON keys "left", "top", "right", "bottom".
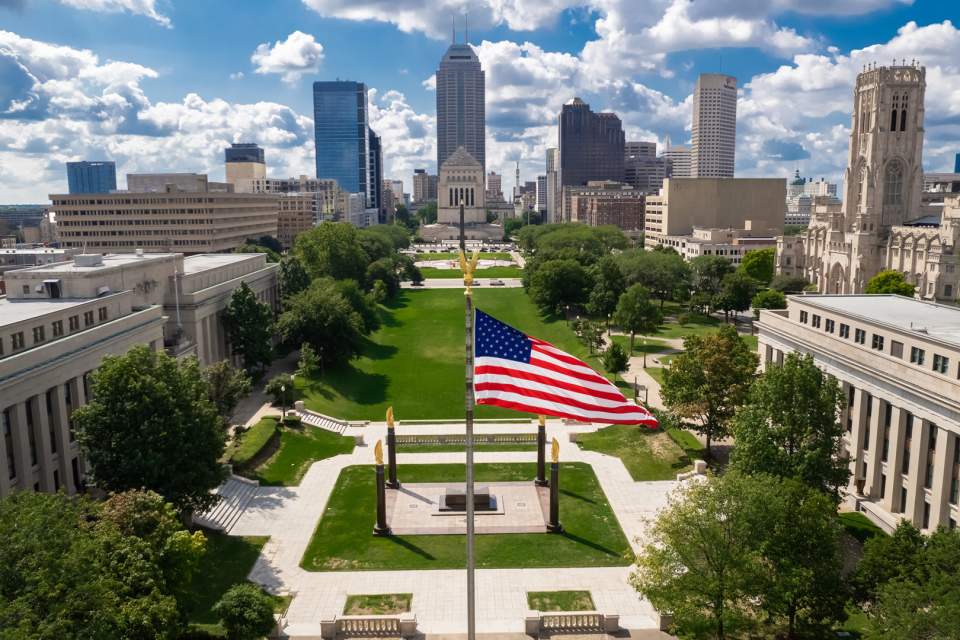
{"left": 524, "top": 611, "right": 619, "bottom": 635}
{"left": 319, "top": 613, "right": 416, "bottom": 639}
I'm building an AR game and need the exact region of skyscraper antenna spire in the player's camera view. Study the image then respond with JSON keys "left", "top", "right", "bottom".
{"left": 465, "top": 12, "right": 468, "bottom": 44}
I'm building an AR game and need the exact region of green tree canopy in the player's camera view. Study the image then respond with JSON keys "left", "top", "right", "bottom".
{"left": 415, "top": 201, "right": 437, "bottom": 226}
{"left": 276, "top": 278, "right": 369, "bottom": 366}
{"left": 613, "top": 284, "right": 662, "bottom": 355}
{"left": 865, "top": 269, "right": 916, "bottom": 296}
{"left": 602, "top": 342, "right": 629, "bottom": 376}
{"left": 689, "top": 255, "right": 734, "bottom": 299}
{"left": 202, "top": 360, "right": 251, "bottom": 421}
{"left": 617, "top": 249, "right": 690, "bottom": 308}
{"left": 713, "top": 271, "right": 757, "bottom": 321}
{"left": 730, "top": 352, "right": 849, "bottom": 497}
{"left": 365, "top": 256, "right": 401, "bottom": 298}
{"left": 222, "top": 281, "right": 274, "bottom": 374}
{"left": 213, "top": 583, "right": 277, "bottom": 640}
{"left": 278, "top": 255, "right": 311, "bottom": 300}
{"left": 769, "top": 274, "right": 810, "bottom": 294}
{"left": 586, "top": 255, "right": 626, "bottom": 318}
{"left": 751, "top": 288, "right": 787, "bottom": 312}
{"left": 264, "top": 373, "right": 295, "bottom": 406}
{"left": 527, "top": 258, "right": 591, "bottom": 315}
{"left": 234, "top": 243, "right": 280, "bottom": 263}
{"left": 73, "top": 347, "right": 227, "bottom": 513}
{"left": 850, "top": 521, "right": 926, "bottom": 605}
{"left": 738, "top": 248, "right": 775, "bottom": 284}
{"left": 661, "top": 325, "right": 757, "bottom": 457}
{"left": 293, "top": 222, "right": 369, "bottom": 283}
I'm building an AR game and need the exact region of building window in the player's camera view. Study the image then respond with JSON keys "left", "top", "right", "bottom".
{"left": 924, "top": 425, "right": 938, "bottom": 490}
{"left": 839, "top": 323, "right": 850, "bottom": 339}
{"left": 884, "top": 160, "right": 904, "bottom": 205}
{"left": 799, "top": 310, "right": 808, "bottom": 324}
{"left": 52, "top": 320, "right": 64, "bottom": 338}
{"left": 855, "top": 329, "right": 866, "bottom": 344}
{"left": 68, "top": 315, "right": 79, "bottom": 331}
{"left": 923, "top": 501, "right": 930, "bottom": 529}
{"left": 812, "top": 314, "right": 821, "bottom": 328}
{"left": 98, "top": 307, "right": 108, "bottom": 321}
{"left": 83, "top": 311, "right": 94, "bottom": 327}
{"left": 871, "top": 334, "right": 885, "bottom": 351}
{"left": 2, "top": 408, "right": 14, "bottom": 480}
{"left": 933, "top": 354, "right": 950, "bottom": 374}
{"left": 22, "top": 285, "right": 29, "bottom": 295}
{"left": 890, "top": 340, "right": 903, "bottom": 358}
{"left": 911, "top": 347, "right": 926, "bottom": 365}
{"left": 32, "top": 326, "right": 46, "bottom": 344}
{"left": 11, "top": 332, "right": 25, "bottom": 350}
{"left": 825, "top": 319, "right": 835, "bottom": 333}
{"left": 903, "top": 415, "right": 913, "bottom": 474}
{"left": 880, "top": 473, "right": 886, "bottom": 499}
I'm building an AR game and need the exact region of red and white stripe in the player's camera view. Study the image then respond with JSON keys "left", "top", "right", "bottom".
{"left": 475, "top": 337, "right": 658, "bottom": 426}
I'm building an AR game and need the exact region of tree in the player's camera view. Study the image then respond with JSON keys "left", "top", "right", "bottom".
{"left": 278, "top": 255, "right": 311, "bottom": 300}
{"left": 503, "top": 217, "right": 525, "bottom": 239}
{"left": 738, "top": 248, "right": 775, "bottom": 285}
{"left": 690, "top": 255, "right": 734, "bottom": 299}
{"left": 713, "top": 271, "right": 757, "bottom": 321}
{"left": 276, "top": 278, "right": 367, "bottom": 367}
{"left": 783, "top": 224, "right": 807, "bottom": 236}
{"left": 769, "top": 274, "right": 810, "bottom": 294}
{"left": 865, "top": 269, "right": 916, "bottom": 296}
{"left": 0, "top": 491, "right": 184, "bottom": 639}
{"left": 415, "top": 201, "right": 437, "bottom": 226}
{"left": 394, "top": 204, "right": 417, "bottom": 231}
{"left": 202, "top": 361, "right": 251, "bottom": 421}
{"left": 365, "top": 256, "right": 400, "bottom": 297}
{"left": 264, "top": 374, "right": 295, "bottom": 407}
{"left": 868, "top": 527, "right": 960, "bottom": 639}
{"left": 586, "top": 255, "right": 626, "bottom": 318}
{"left": 602, "top": 342, "right": 629, "bottom": 376}
{"left": 619, "top": 249, "right": 690, "bottom": 308}
{"left": 574, "top": 319, "right": 605, "bottom": 354}
{"left": 222, "top": 282, "right": 274, "bottom": 374}
{"left": 297, "top": 343, "right": 320, "bottom": 377}
{"left": 730, "top": 352, "right": 849, "bottom": 496}
{"left": 527, "top": 258, "right": 591, "bottom": 315}
{"left": 214, "top": 583, "right": 277, "bottom": 640}
{"left": 661, "top": 325, "right": 757, "bottom": 457}
{"left": 751, "top": 288, "right": 787, "bottom": 314}
{"left": 613, "top": 285, "right": 662, "bottom": 355}
{"left": 73, "top": 347, "right": 226, "bottom": 513}
{"left": 850, "top": 521, "right": 926, "bottom": 605}
{"left": 293, "top": 222, "right": 369, "bottom": 283}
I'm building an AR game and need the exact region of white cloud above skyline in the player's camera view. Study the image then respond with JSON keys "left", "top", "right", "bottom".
{"left": 55, "top": 0, "right": 171, "bottom": 27}
{"left": 251, "top": 31, "right": 325, "bottom": 85}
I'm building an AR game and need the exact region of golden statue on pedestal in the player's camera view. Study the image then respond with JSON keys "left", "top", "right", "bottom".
{"left": 459, "top": 249, "right": 480, "bottom": 295}
{"left": 386, "top": 406, "right": 395, "bottom": 430}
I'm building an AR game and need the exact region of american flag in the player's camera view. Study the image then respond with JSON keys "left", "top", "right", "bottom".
{"left": 473, "top": 309, "right": 658, "bottom": 426}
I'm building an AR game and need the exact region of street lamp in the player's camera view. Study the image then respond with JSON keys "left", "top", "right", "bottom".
{"left": 642, "top": 337, "right": 647, "bottom": 368}
{"left": 280, "top": 384, "right": 287, "bottom": 418}
{"left": 607, "top": 313, "right": 612, "bottom": 338}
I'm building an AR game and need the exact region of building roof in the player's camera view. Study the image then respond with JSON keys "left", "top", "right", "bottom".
{"left": 6, "top": 252, "right": 179, "bottom": 274}
{"left": 903, "top": 214, "right": 941, "bottom": 227}
{"left": 182, "top": 253, "right": 261, "bottom": 274}
{"left": 441, "top": 146, "right": 481, "bottom": 169}
{"left": 795, "top": 294, "right": 960, "bottom": 348}
{"left": 0, "top": 297, "right": 103, "bottom": 328}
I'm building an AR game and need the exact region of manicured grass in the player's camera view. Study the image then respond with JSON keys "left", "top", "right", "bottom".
{"left": 527, "top": 590, "right": 595, "bottom": 612}
{"left": 610, "top": 335, "right": 673, "bottom": 356}
{"left": 296, "top": 288, "right": 606, "bottom": 421}
{"left": 419, "top": 266, "right": 522, "bottom": 279}
{"left": 229, "top": 416, "right": 278, "bottom": 467}
{"left": 183, "top": 532, "right": 274, "bottom": 630}
{"left": 250, "top": 426, "right": 355, "bottom": 486}
{"left": 741, "top": 333, "right": 759, "bottom": 352}
{"left": 397, "top": 443, "right": 539, "bottom": 453}
{"left": 665, "top": 426, "right": 706, "bottom": 462}
{"left": 343, "top": 593, "right": 412, "bottom": 615}
{"left": 414, "top": 252, "right": 512, "bottom": 260}
{"left": 301, "top": 462, "right": 632, "bottom": 571}
{"left": 645, "top": 366, "right": 665, "bottom": 386}
{"left": 840, "top": 511, "right": 886, "bottom": 543}
{"left": 577, "top": 424, "right": 693, "bottom": 481}
{"left": 654, "top": 313, "right": 721, "bottom": 340}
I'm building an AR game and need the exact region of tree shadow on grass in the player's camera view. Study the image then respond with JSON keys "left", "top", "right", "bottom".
{"left": 362, "top": 337, "right": 398, "bottom": 360}
{"left": 385, "top": 535, "right": 436, "bottom": 560}
{"left": 559, "top": 488, "right": 597, "bottom": 505}
{"left": 560, "top": 531, "right": 625, "bottom": 558}
{"left": 302, "top": 365, "right": 391, "bottom": 406}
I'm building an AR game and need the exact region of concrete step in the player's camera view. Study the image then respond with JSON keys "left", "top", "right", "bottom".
{"left": 194, "top": 475, "right": 259, "bottom": 533}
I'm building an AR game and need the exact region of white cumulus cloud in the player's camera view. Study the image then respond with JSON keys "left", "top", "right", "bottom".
{"left": 251, "top": 31, "right": 325, "bottom": 85}
{"left": 56, "top": 0, "right": 171, "bottom": 27}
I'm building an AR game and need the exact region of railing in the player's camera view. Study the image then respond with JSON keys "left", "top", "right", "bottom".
{"left": 525, "top": 611, "right": 619, "bottom": 635}
{"left": 395, "top": 432, "right": 537, "bottom": 446}
{"left": 320, "top": 613, "right": 416, "bottom": 639}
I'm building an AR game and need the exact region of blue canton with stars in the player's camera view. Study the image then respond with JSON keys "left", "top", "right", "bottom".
{"left": 475, "top": 309, "right": 533, "bottom": 363}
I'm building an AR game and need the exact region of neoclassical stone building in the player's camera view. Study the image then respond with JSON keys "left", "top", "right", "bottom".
{"left": 438, "top": 146, "right": 486, "bottom": 225}
{"left": 775, "top": 62, "right": 960, "bottom": 302}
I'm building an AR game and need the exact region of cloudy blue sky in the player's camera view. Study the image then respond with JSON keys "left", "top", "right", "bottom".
{"left": 0, "top": 0, "right": 958, "bottom": 203}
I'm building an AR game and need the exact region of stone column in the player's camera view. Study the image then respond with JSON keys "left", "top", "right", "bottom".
{"left": 0, "top": 408, "right": 11, "bottom": 496}
{"left": 52, "top": 384, "right": 76, "bottom": 494}
{"left": 535, "top": 416, "right": 547, "bottom": 487}
{"left": 905, "top": 417, "right": 930, "bottom": 527}
{"left": 881, "top": 406, "right": 908, "bottom": 514}
{"left": 9, "top": 402, "right": 33, "bottom": 492}
{"left": 386, "top": 424, "right": 399, "bottom": 489}
{"left": 864, "top": 397, "right": 885, "bottom": 497}
{"left": 848, "top": 389, "right": 869, "bottom": 496}
{"left": 930, "top": 429, "right": 956, "bottom": 529}
{"left": 547, "top": 459, "right": 562, "bottom": 533}
{"left": 374, "top": 441, "right": 391, "bottom": 536}
{"left": 33, "top": 393, "right": 56, "bottom": 492}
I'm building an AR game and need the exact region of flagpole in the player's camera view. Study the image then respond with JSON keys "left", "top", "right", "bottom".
{"left": 459, "top": 198, "right": 477, "bottom": 640}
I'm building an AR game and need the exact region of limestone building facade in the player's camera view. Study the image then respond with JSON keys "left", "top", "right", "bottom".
{"left": 438, "top": 146, "right": 486, "bottom": 225}
{"left": 776, "top": 62, "right": 960, "bottom": 302}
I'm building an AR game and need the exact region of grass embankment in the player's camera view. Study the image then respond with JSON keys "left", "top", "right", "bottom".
{"left": 301, "top": 462, "right": 632, "bottom": 571}
{"left": 577, "top": 424, "right": 694, "bottom": 481}
{"left": 251, "top": 425, "right": 355, "bottom": 486}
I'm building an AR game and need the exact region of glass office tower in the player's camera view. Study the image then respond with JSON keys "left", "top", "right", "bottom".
{"left": 313, "top": 81, "right": 370, "bottom": 200}
{"left": 66, "top": 161, "right": 117, "bottom": 194}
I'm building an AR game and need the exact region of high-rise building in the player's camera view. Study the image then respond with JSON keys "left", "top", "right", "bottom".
{"left": 66, "top": 161, "right": 116, "bottom": 194}
{"left": 368, "top": 128, "right": 383, "bottom": 221}
{"left": 536, "top": 175, "right": 547, "bottom": 212}
{"left": 691, "top": 73, "right": 737, "bottom": 178}
{"left": 413, "top": 169, "right": 438, "bottom": 203}
{"left": 486, "top": 172, "right": 503, "bottom": 202}
{"left": 545, "top": 148, "right": 560, "bottom": 224}
{"left": 313, "top": 81, "right": 371, "bottom": 199}
{"left": 436, "top": 41, "right": 485, "bottom": 172}
{"left": 438, "top": 147, "right": 485, "bottom": 225}
{"left": 661, "top": 146, "right": 692, "bottom": 178}
{"left": 955, "top": 152, "right": 960, "bottom": 173}
{"left": 559, "top": 98, "right": 625, "bottom": 220}
{"left": 224, "top": 143, "right": 266, "bottom": 185}
{"left": 567, "top": 181, "right": 644, "bottom": 231}
{"left": 624, "top": 141, "right": 667, "bottom": 193}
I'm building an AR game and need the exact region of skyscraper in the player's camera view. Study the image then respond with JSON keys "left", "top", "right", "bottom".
{"left": 224, "top": 143, "right": 265, "bottom": 185}
{"left": 691, "top": 73, "right": 737, "bottom": 178}
{"left": 536, "top": 175, "right": 547, "bottom": 212}
{"left": 955, "top": 152, "right": 960, "bottom": 173}
{"left": 313, "top": 80, "right": 371, "bottom": 200}
{"left": 436, "top": 41, "right": 485, "bottom": 172}
{"left": 368, "top": 127, "right": 383, "bottom": 221}
{"left": 413, "top": 169, "right": 438, "bottom": 203}
{"left": 559, "top": 98, "right": 625, "bottom": 221}
{"left": 66, "top": 161, "right": 117, "bottom": 194}
{"left": 545, "top": 148, "right": 560, "bottom": 224}
{"left": 624, "top": 141, "right": 666, "bottom": 193}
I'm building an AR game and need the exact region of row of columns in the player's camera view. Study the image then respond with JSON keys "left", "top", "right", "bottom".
{"left": 0, "top": 376, "right": 87, "bottom": 498}
{"left": 448, "top": 187, "right": 476, "bottom": 208}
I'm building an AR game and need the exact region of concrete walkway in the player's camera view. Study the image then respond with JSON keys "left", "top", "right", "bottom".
{"left": 228, "top": 420, "right": 684, "bottom": 635}
{"left": 230, "top": 350, "right": 299, "bottom": 428}
{"left": 403, "top": 278, "right": 523, "bottom": 289}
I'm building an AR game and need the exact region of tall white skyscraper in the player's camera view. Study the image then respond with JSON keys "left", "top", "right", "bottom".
{"left": 690, "top": 73, "right": 737, "bottom": 178}
{"left": 545, "top": 148, "right": 560, "bottom": 223}
{"left": 436, "top": 38, "right": 485, "bottom": 172}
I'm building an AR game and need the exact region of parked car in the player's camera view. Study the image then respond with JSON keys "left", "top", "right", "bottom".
{"left": 490, "top": 279, "right": 505, "bottom": 286}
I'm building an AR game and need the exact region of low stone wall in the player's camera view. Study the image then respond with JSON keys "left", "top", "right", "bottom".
{"left": 319, "top": 613, "right": 416, "bottom": 638}
{"left": 525, "top": 610, "right": 619, "bottom": 634}
{"left": 395, "top": 432, "right": 537, "bottom": 446}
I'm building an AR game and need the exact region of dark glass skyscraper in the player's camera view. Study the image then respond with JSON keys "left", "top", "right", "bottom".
{"left": 559, "top": 98, "right": 625, "bottom": 189}
{"left": 66, "top": 161, "right": 117, "bottom": 194}
{"left": 368, "top": 127, "right": 384, "bottom": 221}
{"left": 313, "top": 81, "right": 370, "bottom": 200}
{"left": 436, "top": 43, "right": 485, "bottom": 172}
{"left": 224, "top": 143, "right": 264, "bottom": 164}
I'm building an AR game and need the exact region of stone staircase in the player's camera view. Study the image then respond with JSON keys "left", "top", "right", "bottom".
{"left": 295, "top": 408, "right": 348, "bottom": 434}
{"left": 193, "top": 475, "right": 259, "bottom": 533}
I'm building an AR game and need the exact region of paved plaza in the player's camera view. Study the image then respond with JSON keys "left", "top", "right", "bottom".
{"left": 228, "top": 420, "right": 683, "bottom": 635}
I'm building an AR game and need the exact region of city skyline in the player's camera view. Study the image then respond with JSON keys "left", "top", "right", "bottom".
{"left": 1, "top": 1, "right": 960, "bottom": 203}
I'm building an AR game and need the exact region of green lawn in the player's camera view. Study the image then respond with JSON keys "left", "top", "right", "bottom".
{"left": 343, "top": 593, "right": 412, "bottom": 615}
{"left": 840, "top": 511, "right": 886, "bottom": 543}
{"left": 248, "top": 426, "right": 355, "bottom": 486}
{"left": 653, "top": 313, "right": 722, "bottom": 340}
{"left": 610, "top": 335, "right": 673, "bottom": 356}
{"left": 419, "top": 266, "right": 523, "bottom": 279}
{"left": 414, "top": 251, "right": 513, "bottom": 261}
{"left": 229, "top": 416, "right": 279, "bottom": 467}
{"left": 527, "top": 590, "right": 595, "bottom": 612}
{"left": 741, "top": 333, "right": 759, "bottom": 352}
{"left": 182, "top": 532, "right": 285, "bottom": 633}
{"left": 296, "top": 288, "right": 606, "bottom": 421}
{"left": 645, "top": 366, "right": 665, "bottom": 386}
{"left": 577, "top": 424, "right": 693, "bottom": 481}
{"left": 301, "top": 462, "right": 632, "bottom": 571}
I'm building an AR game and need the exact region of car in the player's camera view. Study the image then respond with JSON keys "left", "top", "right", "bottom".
{"left": 489, "top": 279, "right": 505, "bottom": 286}
{"left": 411, "top": 281, "right": 424, "bottom": 287}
